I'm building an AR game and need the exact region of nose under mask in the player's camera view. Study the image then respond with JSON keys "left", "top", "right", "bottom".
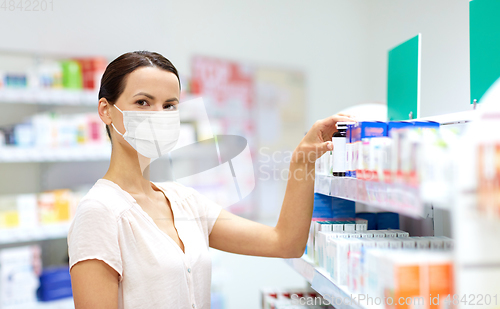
{"left": 111, "top": 104, "right": 180, "bottom": 159}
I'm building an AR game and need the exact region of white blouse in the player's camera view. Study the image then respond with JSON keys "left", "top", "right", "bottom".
{"left": 67, "top": 179, "right": 223, "bottom": 309}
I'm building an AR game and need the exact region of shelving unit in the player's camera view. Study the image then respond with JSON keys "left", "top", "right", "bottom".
{"left": 296, "top": 173, "right": 431, "bottom": 308}
{"left": 284, "top": 110, "right": 481, "bottom": 309}
{"left": 286, "top": 174, "right": 432, "bottom": 307}
{"left": 0, "top": 89, "right": 97, "bottom": 106}
{"left": 0, "top": 86, "right": 103, "bottom": 241}
{"left": 36, "top": 298, "right": 74, "bottom": 309}
{"left": 285, "top": 256, "right": 377, "bottom": 309}
{"left": 6, "top": 298, "right": 75, "bottom": 309}
{"left": 0, "top": 52, "right": 105, "bottom": 308}
{"left": 314, "top": 175, "right": 425, "bottom": 218}
{"left": 0, "top": 145, "right": 111, "bottom": 163}
{"left": 0, "top": 222, "right": 71, "bottom": 245}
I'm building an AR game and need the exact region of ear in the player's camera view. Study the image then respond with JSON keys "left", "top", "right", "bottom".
{"left": 98, "top": 98, "right": 112, "bottom": 125}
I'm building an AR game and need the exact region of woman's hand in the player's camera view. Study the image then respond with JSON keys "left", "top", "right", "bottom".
{"left": 291, "top": 113, "right": 356, "bottom": 165}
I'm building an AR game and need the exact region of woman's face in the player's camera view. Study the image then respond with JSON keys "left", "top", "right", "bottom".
{"left": 108, "top": 66, "right": 180, "bottom": 147}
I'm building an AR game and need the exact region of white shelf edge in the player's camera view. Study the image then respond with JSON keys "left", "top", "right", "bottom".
{"left": 314, "top": 174, "right": 439, "bottom": 218}
{"left": 35, "top": 297, "right": 74, "bottom": 309}
{"left": 0, "top": 222, "right": 71, "bottom": 245}
{"left": 0, "top": 89, "right": 98, "bottom": 106}
{"left": 12, "top": 297, "right": 75, "bottom": 309}
{"left": 416, "top": 109, "right": 477, "bottom": 125}
{"left": 284, "top": 256, "right": 378, "bottom": 309}
{"left": 0, "top": 145, "right": 111, "bottom": 163}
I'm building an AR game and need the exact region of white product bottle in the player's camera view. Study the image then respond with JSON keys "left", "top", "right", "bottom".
{"left": 331, "top": 122, "right": 349, "bottom": 176}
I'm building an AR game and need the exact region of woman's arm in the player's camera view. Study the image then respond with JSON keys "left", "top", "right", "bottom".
{"left": 209, "top": 114, "right": 354, "bottom": 258}
{"left": 71, "top": 259, "right": 120, "bottom": 308}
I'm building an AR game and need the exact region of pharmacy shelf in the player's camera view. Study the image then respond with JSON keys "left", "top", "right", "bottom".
{"left": 0, "top": 222, "right": 71, "bottom": 245}
{"left": 417, "top": 109, "right": 477, "bottom": 125}
{"left": 0, "top": 145, "right": 111, "bottom": 162}
{"left": 0, "top": 143, "right": 222, "bottom": 163}
{"left": 315, "top": 174, "right": 430, "bottom": 218}
{"left": 32, "top": 297, "right": 75, "bottom": 309}
{"left": 285, "top": 256, "right": 375, "bottom": 309}
{"left": 35, "top": 298, "right": 74, "bottom": 309}
{"left": 0, "top": 89, "right": 97, "bottom": 106}
{"left": 5, "top": 298, "right": 74, "bottom": 309}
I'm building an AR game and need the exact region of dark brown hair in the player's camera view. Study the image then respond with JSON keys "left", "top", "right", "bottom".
{"left": 98, "top": 51, "right": 181, "bottom": 140}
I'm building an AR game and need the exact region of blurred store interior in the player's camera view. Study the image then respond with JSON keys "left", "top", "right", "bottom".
{"left": 1, "top": 0, "right": 496, "bottom": 309}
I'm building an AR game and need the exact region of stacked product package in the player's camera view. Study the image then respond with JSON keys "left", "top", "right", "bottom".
{"left": 0, "top": 57, "right": 107, "bottom": 91}
{"left": 309, "top": 223, "right": 454, "bottom": 309}
{"left": 305, "top": 192, "right": 455, "bottom": 309}
{"left": 0, "top": 112, "right": 108, "bottom": 149}
{"left": 0, "top": 245, "right": 42, "bottom": 308}
{"left": 0, "top": 247, "right": 73, "bottom": 306}
{"left": 0, "top": 189, "right": 85, "bottom": 232}
{"left": 315, "top": 121, "right": 459, "bottom": 189}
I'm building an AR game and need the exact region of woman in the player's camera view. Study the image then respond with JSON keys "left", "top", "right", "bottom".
{"left": 68, "top": 51, "right": 353, "bottom": 309}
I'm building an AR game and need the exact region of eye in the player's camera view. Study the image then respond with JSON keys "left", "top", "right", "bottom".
{"left": 135, "top": 99, "right": 149, "bottom": 106}
{"left": 163, "top": 104, "right": 178, "bottom": 111}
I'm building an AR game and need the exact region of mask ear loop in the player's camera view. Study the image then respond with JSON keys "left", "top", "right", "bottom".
{"left": 111, "top": 104, "right": 125, "bottom": 137}
{"left": 111, "top": 123, "right": 125, "bottom": 137}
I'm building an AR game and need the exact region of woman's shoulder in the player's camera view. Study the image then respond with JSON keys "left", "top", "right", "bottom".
{"left": 76, "top": 179, "right": 135, "bottom": 219}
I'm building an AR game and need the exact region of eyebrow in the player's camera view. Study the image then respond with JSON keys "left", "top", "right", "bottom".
{"left": 133, "top": 92, "right": 179, "bottom": 103}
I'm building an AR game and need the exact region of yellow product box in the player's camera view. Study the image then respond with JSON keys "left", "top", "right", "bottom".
{"left": 0, "top": 196, "right": 19, "bottom": 228}
{"left": 38, "top": 192, "right": 56, "bottom": 224}
{"left": 53, "top": 189, "right": 72, "bottom": 222}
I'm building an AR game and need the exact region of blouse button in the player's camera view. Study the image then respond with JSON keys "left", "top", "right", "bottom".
{"left": 192, "top": 304, "right": 195, "bottom": 309}
{"left": 187, "top": 268, "right": 191, "bottom": 273}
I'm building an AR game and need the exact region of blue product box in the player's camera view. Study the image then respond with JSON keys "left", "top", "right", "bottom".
{"left": 313, "top": 193, "right": 333, "bottom": 218}
{"left": 357, "top": 121, "right": 388, "bottom": 138}
{"left": 387, "top": 121, "right": 413, "bottom": 135}
{"left": 355, "top": 122, "right": 387, "bottom": 180}
{"left": 356, "top": 212, "right": 377, "bottom": 230}
{"left": 376, "top": 212, "right": 400, "bottom": 230}
{"left": 312, "top": 194, "right": 355, "bottom": 219}
{"left": 37, "top": 266, "right": 72, "bottom": 302}
{"left": 346, "top": 123, "right": 355, "bottom": 177}
{"left": 351, "top": 124, "right": 358, "bottom": 178}
{"left": 331, "top": 197, "right": 355, "bottom": 218}
{"left": 412, "top": 121, "right": 440, "bottom": 128}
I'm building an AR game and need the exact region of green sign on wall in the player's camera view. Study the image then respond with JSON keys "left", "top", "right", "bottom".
{"left": 387, "top": 34, "right": 421, "bottom": 121}
{"left": 470, "top": 0, "right": 500, "bottom": 104}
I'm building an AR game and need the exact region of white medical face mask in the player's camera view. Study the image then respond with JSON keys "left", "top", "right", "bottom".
{"left": 111, "top": 104, "right": 180, "bottom": 159}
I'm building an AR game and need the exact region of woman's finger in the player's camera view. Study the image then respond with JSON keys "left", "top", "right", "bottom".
{"left": 319, "top": 115, "right": 356, "bottom": 133}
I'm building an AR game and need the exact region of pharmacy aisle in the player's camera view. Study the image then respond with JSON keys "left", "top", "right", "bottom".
{"left": 284, "top": 106, "right": 500, "bottom": 309}
{"left": 0, "top": 52, "right": 109, "bottom": 307}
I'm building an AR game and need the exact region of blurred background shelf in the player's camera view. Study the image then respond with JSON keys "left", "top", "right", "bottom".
{"left": 0, "top": 89, "right": 98, "bottom": 106}
{"left": 35, "top": 297, "right": 74, "bottom": 309}
{"left": 0, "top": 222, "right": 70, "bottom": 245}
{"left": 0, "top": 145, "right": 111, "bottom": 163}
{"left": 3, "top": 297, "right": 76, "bottom": 309}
